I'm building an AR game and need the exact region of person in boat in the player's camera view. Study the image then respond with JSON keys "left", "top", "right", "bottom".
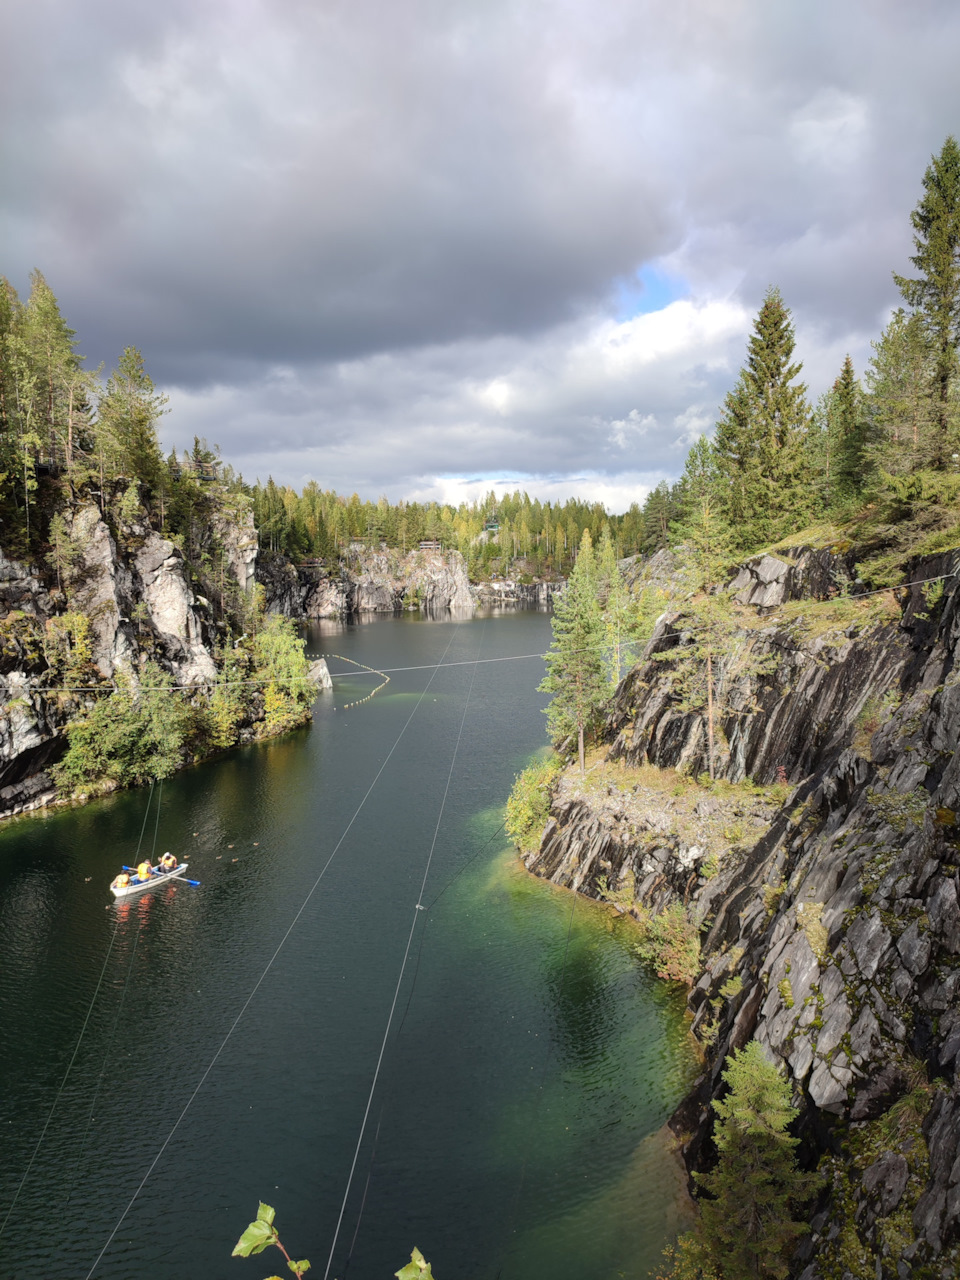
{"left": 136, "top": 860, "right": 153, "bottom": 881}
{"left": 111, "top": 872, "right": 130, "bottom": 890}
{"left": 159, "top": 853, "right": 178, "bottom": 873}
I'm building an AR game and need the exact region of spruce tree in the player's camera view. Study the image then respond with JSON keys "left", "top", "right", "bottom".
{"left": 671, "top": 435, "right": 719, "bottom": 542}
{"left": 893, "top": 135, "right": 960, "bottom": 467}
{"left": 694, "top": 1041, "right": 820, "bottom": 1279}
{"left": 713, "top": 289, "right": 812, "bottom": 552}
{"left": 829, "top": 354, "right": 869, "bottom": 503}
{"left": 596, "top": 524, "right": 631, "bottom": 686}
{"left": 864, "top": 308, "right": 934, "bottom": 482}
{"left": 539, "top": 528, "right": 607, "bottom": 774}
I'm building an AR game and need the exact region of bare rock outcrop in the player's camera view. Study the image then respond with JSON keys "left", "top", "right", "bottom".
{"left": 260, "top": 547, "right": 475, "bottom": 617}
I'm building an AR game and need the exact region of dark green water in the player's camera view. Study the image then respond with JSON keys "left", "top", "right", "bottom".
{"left": 0, "top": 610, "right": 696, "bottom": 1280}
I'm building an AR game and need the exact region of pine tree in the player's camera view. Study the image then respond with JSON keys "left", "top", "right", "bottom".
{"left": 667, "top": 494, "right": 737, "bottom": 780}
{"left": 713, "top": 289, "right": 812, "bottom": 552}
{"left": 539, "top": 528, "right": 607, "bottom": 774}
{"left": 640, "top": 481, "right": 675, "bottom": 553}
{"left": 95, "top": 347, "right": 168, "bottom": 506}
{"left": 694, "top": 1041, "right": 820, "bottom": 1279}
{"left": 893, "top": 135, "right": 960, "bottom": 467}
{"left": 22, "top": 270, "right": 91, "bottom": 472}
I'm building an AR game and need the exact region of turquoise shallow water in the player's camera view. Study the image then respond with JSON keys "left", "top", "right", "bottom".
{"left": 0, "top": 610, "right": 696, "bottom": 1279}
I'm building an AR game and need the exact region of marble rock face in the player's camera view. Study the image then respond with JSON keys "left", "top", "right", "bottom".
{"left": 524, "top": 545, "right": 960, "bottom": 1270}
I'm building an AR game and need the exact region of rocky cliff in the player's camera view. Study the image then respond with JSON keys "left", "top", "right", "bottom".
{"left": 523, "top": 547, "right": 960, "bottom": 1277}
{"left": 472, "top": 578, "right": 559, "bottom": 608}
{"left": 260, "top": 547, "right": 476, "bottom": 617}
{"left": 0, "top": 503, "right": 256, "bottom": 820}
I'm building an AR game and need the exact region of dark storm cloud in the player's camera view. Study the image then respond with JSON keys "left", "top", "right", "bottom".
{"left": 3, "top": 0, "right": 960, "bottom": 499}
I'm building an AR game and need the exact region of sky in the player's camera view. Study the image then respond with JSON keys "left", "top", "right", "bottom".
{"left": 3, "top": 0, "right": 960, "bottom": 510}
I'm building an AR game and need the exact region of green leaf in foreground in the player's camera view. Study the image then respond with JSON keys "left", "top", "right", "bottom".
{"left": 395, "top": 1246, "right": 435, "bottom": 1279}
{"left": 232, "top": 1217, "right": 277, "bottom": 1257}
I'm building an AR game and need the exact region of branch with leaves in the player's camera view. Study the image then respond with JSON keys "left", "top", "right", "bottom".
{"left": 232, "top": 1202, "right": 436, "bottom": 1280}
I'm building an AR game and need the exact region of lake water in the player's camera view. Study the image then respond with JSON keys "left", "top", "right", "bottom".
{"left": 0, "top": 609, "right": 697, "bottom": 1280}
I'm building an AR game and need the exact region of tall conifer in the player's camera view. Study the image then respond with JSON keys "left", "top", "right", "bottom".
{"left": 829, "top": 354, "right": 869, "bottom": 502}
{"left": 539, "top": 528, "right": 607, "bottom": 774}
{"left": 893, "top": 135, "right": 960, "bottom": 467}
{"left": 713, "top": 289, "right": 811, "bottom": 551}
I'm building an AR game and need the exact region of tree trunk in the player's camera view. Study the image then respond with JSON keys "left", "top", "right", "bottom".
{"left": 578, "top": 722, "right": 585, "bottom": 775}
{"left": 706, "top": 646, "right": 715, "bottom": 781}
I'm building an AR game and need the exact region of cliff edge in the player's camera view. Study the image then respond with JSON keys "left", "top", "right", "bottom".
{"left": 523, "top": 547, "right": 960, "bottom": 1276}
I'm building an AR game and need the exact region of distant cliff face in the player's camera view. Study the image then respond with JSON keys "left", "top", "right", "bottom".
{"left": 259, "top": 547, "right": 476, "bottom": 617}
{"left": 523, "top": 548, "right": 960, "bottom": 1276}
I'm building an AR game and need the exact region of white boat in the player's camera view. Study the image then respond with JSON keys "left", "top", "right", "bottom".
{"left": 110, "top": 862, "right": 189, "bottom": 898}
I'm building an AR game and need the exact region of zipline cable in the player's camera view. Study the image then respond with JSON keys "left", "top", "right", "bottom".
{"left": 322, "top": 623, "right": 487, "bottom": 1280}
{"left": 0, "top": 780, "right": 158, "bottom": 1237}
{"left": 84, "top": 627, "right": 462, "bottom": 1279}
{"left": 341, "top": 1108, "right": 384, "bottom": 1278}
{"left": 341, "top": 811, "right": 510, "bottom": 1273}
{"left": 395, "top": 817, "right": 508, "bottom": 1039}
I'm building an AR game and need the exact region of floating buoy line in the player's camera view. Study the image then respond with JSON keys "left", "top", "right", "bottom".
{"left": 323, "top": 652, "right": 390, "bottom": 709}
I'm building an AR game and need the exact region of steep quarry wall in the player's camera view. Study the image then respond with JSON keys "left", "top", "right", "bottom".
{"left": 0, "top": 505, "right": 244, "bottom": 820}
{"left": 260, "top": 547, "right": 476, "bottom": 617}
{"left": 523, "top": 547, "right": 960, "bottom": 1276}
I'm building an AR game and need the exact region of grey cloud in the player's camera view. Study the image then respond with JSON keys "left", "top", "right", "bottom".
{"left": 4, "top": 0, "right": 960, "bottom": 495}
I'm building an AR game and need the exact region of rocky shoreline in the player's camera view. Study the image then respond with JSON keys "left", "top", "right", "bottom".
{"left": 1, "top": 522, "right": 557, "bottom": 822}
{"left": 521, "top": 546, "right": 960, "bottom": 1276}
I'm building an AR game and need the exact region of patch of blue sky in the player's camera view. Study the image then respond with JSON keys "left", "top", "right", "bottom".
{"left": 613, "top": 263, "right": 690, "bottom": 321}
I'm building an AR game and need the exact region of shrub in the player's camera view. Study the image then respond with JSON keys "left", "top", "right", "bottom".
{"left": 505, "top": 755, "right": 562, "bottom": 850}
{"left": 252, "top": 614, "right": 313, "bottom": 732}
{"left": 53, "top": 661, "right": 194, "bottom": 791}
{"left": 635, "top": 902, "right": 701, "bottom": 984}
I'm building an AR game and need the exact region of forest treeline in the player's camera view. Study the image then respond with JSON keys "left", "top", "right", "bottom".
{"left": 3, "top": 138, "right": 960, "bottom": 600}
{"left": 0, "top": 269, "right": 630, "bottom": 581}
{"left": 640, "top": 136, "right": 960, "bottom": 586}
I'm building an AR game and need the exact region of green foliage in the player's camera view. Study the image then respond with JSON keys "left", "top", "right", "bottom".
{"left": 206, "top": 646, "right": 250, "bottom": 749}
{"left": 52, "top": 662, "right": 194, "bottom": 791}
{"left": 634, "top": 902, "right": 701, "bottom": 984}
{"left": 539, "top": 529, "right": 608, "bottom": 772}
{"left": 252, "top": 614, "right": 313, "bottom": 733}
{"left": 795, "top": 901, "right": 828, "bottom": 964}
{"left": 395, "top": 1247, "right": 436, "bottom": 1279}
{"left": 232, "top": 1202, "right": 434, "bottom": 1280}
{"left": 42, "top": 611, "right": 94, "bottom": 685}
{"left": 505, "top": 755, "right": 562, "bottom": 850}
{"left": 712, "top": 288, "right": 814, "bottom": 553}
{"left": 893, "top": 134, "right": 960, "bottom": 467}
{"left": 689, "top": 1041, "right": 821, "bottom": 1279}
{"left": 232, "top": 1201, "right": 311, "bottom": 1278}
{"left": 816, "top": 1080, "right": 942, "bottom": 1280}
{"left": 826, "top": 354, "right": 871, "bottom": 506}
